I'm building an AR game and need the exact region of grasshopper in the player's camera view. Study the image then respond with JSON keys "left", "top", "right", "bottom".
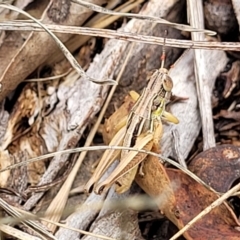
{"left": 85, "top": 38, "right": 179, "bottom": 194}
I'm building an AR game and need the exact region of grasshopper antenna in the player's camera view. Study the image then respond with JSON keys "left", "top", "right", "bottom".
{"left": 160, "top": 30, "right": 168, "bottom": 69}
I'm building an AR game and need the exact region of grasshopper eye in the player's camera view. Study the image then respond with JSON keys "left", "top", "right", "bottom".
{"left": 151, "top": 104, "right": 158, "bottom": 111}
{"left": 163, "top": 75, "right": 173, "bottom": 92}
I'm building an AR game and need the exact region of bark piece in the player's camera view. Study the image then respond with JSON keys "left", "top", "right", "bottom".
{"left": 0, "top": 0, "right": 106, "bottom": 102}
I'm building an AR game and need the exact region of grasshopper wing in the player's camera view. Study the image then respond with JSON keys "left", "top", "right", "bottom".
{"left": 94, "top": 133, "right": 153, "bottom": 194}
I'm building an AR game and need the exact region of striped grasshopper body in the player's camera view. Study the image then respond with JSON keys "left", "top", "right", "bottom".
{"left": 111, "top": 69, "right": 174, "bottom": 193}
{"left": 85, "top": 41, "right": 179, "bottom": 194}
{"left": 93, "top": 69, "right": 178, "bottom": 194}
{"left": 84, "top": 67, "right": 179, "bottom": 194}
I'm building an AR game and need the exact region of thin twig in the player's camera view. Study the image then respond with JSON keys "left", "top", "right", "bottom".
{"left": 72, "top": 0, "right": 215, "bottom": 35}
{"left": 0, "top": 21, "right": 239, "bottom": 51}
{"left": 0, "top": 144, "right": 221, "bottom": 195}
{"left": 24, "top": 68, "right": 72, "bottom": 82}
{"left": 172, "top": 129, "right": 187, "bottom": 168}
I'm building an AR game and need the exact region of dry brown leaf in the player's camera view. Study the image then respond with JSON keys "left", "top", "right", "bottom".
{"left": 0, "top": 150, "right": 12, "bottom": 188}
{"left": 136, "top": 153, "right": 240, "bottom": 240}
{"left": 0, "top": 82, "right": 47, "bottom": 191}
{"left": 189, "top": 144, "right": 240, "bottom": 194}
{"left": 1, "top": 83, "right": 40, "bottom": 150}
{"left": 215, "top": 109, "right": 240, "bottom": 121}
{"left": 221, "top": 61, "right": 240, "bottom": 98}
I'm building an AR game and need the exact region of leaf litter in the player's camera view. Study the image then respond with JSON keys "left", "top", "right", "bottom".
{"left": 0, "top": 0, "right": 240, "bottom": 240}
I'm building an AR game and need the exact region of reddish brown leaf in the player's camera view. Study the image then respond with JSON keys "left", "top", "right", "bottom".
{"left": 221, "top": 61, "right": 240, "bottom": 98}
{"left": 215, "top": 110, "right": 240, "bottom": 121}
{"left": 189, "top": 145, "right": 240, "bottom": 194}
{"left": 136, "top": 147, "right": 240, "bottom": 239}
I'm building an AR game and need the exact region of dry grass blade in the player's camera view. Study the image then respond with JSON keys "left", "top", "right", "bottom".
{"left": 24, "top": 68, "right": 72, "bottom": 82}
{"left": 0, "top": 206, "right": 116, "bottom": 240}
{"left": 44, "top": 194, "right": 170, "bottom": 239}
{"left": 0, "top": 4, "right": 116, "bottom": 85}
{"left": 0, "top": 198, "right": 56, "bottom": 240}
{"left": 172, "top": 129, "right": 187, "bottom": 168}
{"left": 0, "top": 225, "right": 41, "bottom": 240}
{"left": 72, "top": 0, "right": 215, "bottom": 35}
{"left": 1, "top": 21, "right": 240, "bottom": 51}
{"left": 85, "top": 0, "right": 139, "bottom": 25}
{"left": 41, "top": 219, "right": 117, "bottom": 240}
{"left": 0, "top": 144, "right": 220, "bottom": 194}
{"left": 170, "top": 183, "right": 240, "bottom": 240}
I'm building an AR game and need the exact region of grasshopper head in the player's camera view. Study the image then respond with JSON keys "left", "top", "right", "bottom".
{"left": 152, "top": 68, "right": 173, "bottom": 110}
{"left": 162, "top": 70, "right": 173, "bottom": 92}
